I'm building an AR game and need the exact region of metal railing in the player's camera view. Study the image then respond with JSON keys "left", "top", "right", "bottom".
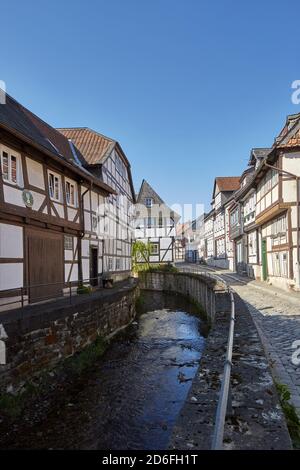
{"left": 176, "top": 262, "right": 236, "bottom": 450}
{"left": 0, "top": 276, "right": 107, "bottom": 312}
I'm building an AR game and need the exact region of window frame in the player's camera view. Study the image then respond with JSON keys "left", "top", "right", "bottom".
{"left": 0, "top": 145, "right": 22, "bottom": 186}
{"left": 145, "top": 197, "right": 153, "bottom": 208}
{"left": 64, "top": 235, "right": 73, "bottom": 251}
{"left": 150, "top": 242, "right": 159, "bottom": 255}
{"left": 48, "top": 170, "right": 61, "bottom": 202}
{"left": 65, "top": 178, "right": 77, "bottom": 207}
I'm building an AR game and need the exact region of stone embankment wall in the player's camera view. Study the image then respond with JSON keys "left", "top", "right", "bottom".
{"left": 0, "top": 280, "right": 139, "bottom": 394}
{"left": 138, "top": 271, "right": 227, "bottom": 323}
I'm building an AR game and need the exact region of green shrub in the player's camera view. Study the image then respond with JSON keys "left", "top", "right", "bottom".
{"left": 276, "top": 382, "right": 300, "bottom": 448}
{"left": 66, "top": 336, "right": 107, "bottom": 375}
{"left": 77, "top": 285, "right": 92, "bottom": 295}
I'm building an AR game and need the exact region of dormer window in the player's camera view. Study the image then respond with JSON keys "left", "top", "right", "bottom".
{"left": 145, "top": 197, "right": 153, "bottom": 208}
{"left": 1, "top": 145, "right": 22, "bottom": 185}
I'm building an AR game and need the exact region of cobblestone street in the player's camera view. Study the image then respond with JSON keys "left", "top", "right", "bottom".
{"left": 232, "top": 282, "right": 300, "bottom": 415}
{"left": 177, "top": 264, "right": 300, "bottom": 416}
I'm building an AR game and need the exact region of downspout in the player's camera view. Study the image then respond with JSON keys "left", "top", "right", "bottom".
{"left": 79, "top": 183, "right": 92, "bottom": 284}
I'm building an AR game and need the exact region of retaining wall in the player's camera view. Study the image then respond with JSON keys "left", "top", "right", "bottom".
{"left": 0, "top": 280, "right": 139, "bottom": 393}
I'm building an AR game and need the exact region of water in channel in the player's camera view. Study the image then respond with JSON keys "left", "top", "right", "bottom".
{"left": 3, "top": 291, "right": 207, "bottom": 450}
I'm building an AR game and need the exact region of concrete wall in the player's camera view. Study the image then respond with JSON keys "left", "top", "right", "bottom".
{"left": 0, "top": 280, "right": 138, "bottom": 394}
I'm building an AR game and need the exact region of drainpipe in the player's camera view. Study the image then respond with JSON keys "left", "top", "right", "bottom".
{"left": 79, "top": 184, "right": 92, "bottom": 284}
{"left": 264, "top": 161, "right": 300, "bottom": 289}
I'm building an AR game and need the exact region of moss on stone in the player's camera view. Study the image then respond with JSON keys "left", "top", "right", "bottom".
{"left": 275, "top": 381, "right": 300, "bottom": 449}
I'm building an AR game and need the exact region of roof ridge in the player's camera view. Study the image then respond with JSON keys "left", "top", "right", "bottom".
{"left": 57, "top": 126, "right": 116, "bottom": 144}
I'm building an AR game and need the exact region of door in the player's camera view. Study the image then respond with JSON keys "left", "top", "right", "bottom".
{"left": 90, "top": 247, "right": 98, "bottom": 286}
{"left": 27, "top": 229, "right": 63, "bottom": 303}
{"left": 261, "top": 238, "right": 268, "bottom": 281}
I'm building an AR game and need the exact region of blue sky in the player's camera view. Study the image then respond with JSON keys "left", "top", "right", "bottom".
{"left": 1, "top": 0, "right": 300, "bottom": 212}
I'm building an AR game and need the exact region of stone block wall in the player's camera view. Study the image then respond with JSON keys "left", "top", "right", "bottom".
{"left": 0, "top": 281, "right": 139, "bottom": 393}
{"left": 138, "top": 271, "right": 225, "bottom": 323}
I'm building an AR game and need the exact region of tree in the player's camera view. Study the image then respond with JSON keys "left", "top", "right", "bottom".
{"left": 132, "top": 240, "right": 151, "bottom": 272}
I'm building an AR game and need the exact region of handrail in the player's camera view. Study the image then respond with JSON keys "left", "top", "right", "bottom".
{"left": 176, "top": 263, "right": 236, "bottom": 450}
{"left": 211, "top": 287, "right": 235, "bottom": 450}
{"left": 0, "top": 276, "right": 106, "bottom": 311}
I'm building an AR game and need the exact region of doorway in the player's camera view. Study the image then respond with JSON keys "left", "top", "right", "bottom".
{"left": 261, "top": 238, "right": 268, "bottom": 281}
{"left": 26, "top": 228, "right": 63, "bottom": 303}
{"left": 90, "top": 246, "right": 98, "bottom": 286}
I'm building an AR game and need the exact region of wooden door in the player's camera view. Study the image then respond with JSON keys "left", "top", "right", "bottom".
{"left": 26, "top": 229, "right": 63, "bottom": 303}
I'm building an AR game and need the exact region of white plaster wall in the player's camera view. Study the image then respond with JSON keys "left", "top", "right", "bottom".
{"left": 31, "top": 191, "right": 46, "bottom": 212}
{"left": 0, "top": 223, "right": 23, "bottom": 258}
{"left": 26, "top": 158, "right": 45, "bottom": 189}
{"left": 82, "top": 258, "right": 89, "bottom": 280}
{"left": 53, "top": 203, "right": 64, "bottom": 218}
{"left": 282, "top": 153, "right": 300, "bottom": 176}
{"left": 3, "top": 186, "right": 25, "bottom": 207}
{"left": 82, "top": 239, "right": 90, "bottom": 258}
{"left": 0, "top": 263, "right": 23, "bottom": 290}
{"left": 67, "top": 207, "right": 77, "bottom": 222}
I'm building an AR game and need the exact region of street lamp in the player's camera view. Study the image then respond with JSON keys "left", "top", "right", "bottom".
{"left": 264, "top": 161, "right": 300, "bottom": 289}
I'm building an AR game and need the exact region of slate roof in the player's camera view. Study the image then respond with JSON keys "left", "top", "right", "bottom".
{"left": 0, "top": 94, "right": 115, "bottom": 194}
{"left": 274, "top": 112, "right": 300, "bottom": 148}
{"left": 249, "top": 148, "right": 272, "bottom": 166}
{"left": 136, "top": 179, "right": 180, "bottom": 221}
{"left": 136, "top": 179, "right": 165, "bottom": 205}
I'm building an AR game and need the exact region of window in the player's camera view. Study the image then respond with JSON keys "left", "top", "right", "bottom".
{"left": 248, "top": 232, "right": 257, "bottom": 256}
{"left": 271, "top": 215, "right": 287, "bottom": 246}
{"left": 158, "top": 215, "right": 163, "bottom": 227}
{"left": 92, "top": 215, "right": 98, "bottom": 232}
{"left": 64, "top": 235, "right": 73, "bottom": 251}
{"left": 48, "top": 171, "right": 61, "bottom": 201}
{"left": 145, "top": 198, "right": 153, "bottom": 208}
{"left": 108, "top": 258, "right": 113, "bottom": 271}
{"left": 150, "top": 243, "right": 159, "bottom": 255}
{"left": 65, "top": 180, "right": 77, "bottom": 206}
{"left": 1, "top": 147, "right": 21, "bottom": 185}
{"left": 147, "top": 217, "right": 155, "bottom": 228}
{"left": 116, "top": 258, "right": 122, "bottom": 270}
{"left": 271, "top": 251, "right": 288, "bottom": 277}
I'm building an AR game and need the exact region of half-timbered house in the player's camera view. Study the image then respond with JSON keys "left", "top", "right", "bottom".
{"left": 253, "top": 115, "right": 300, "bottom": 290}
{"left": 204, "top": 177, "right": 240, "bottom": 268}
{"left": 57, "top": 128, "right": 136, "bottom": 281}
{"left": 135, "top": 179, "right": 179, "bottom": 264}
{"left": 0, "top": 94, "right": 114, "bottom": 309}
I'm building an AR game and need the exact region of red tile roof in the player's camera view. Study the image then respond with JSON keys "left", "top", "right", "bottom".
{"left": 215, "top": 176, "right": 240, "bottom": 192}
{"left": 57, "top": 128, "right": 115, "bottom": 165}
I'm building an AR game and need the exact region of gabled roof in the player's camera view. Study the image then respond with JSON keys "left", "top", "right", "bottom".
{"left": 249, "top": 148, "right": 271, "bottom": 166}
{"left": 57, "top": 126, "right": 136, "bottom": 201}
{"left": 275, "top": 112, "right": 300, "bottom": 148}
{"left": 213, "top": 176, "right": 240, "bottom": 197}
{"left": 136, "top": 179, "right": 165, "bottom": 205}
{"left": 136, "top": 179, "right": 180, "bottom": 221}
{"left": 57, "top": 127, "right": 115, "bottom": 165}
{"left": 0, "top": 94, "right": 115, "bottom": 194}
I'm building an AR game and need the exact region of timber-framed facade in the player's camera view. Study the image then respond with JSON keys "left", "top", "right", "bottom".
{"left": 0, "top": 94, "right": 115, "bottom": 309}
{"left": 135, "top": 179, "right": 179, "bottom": 264}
